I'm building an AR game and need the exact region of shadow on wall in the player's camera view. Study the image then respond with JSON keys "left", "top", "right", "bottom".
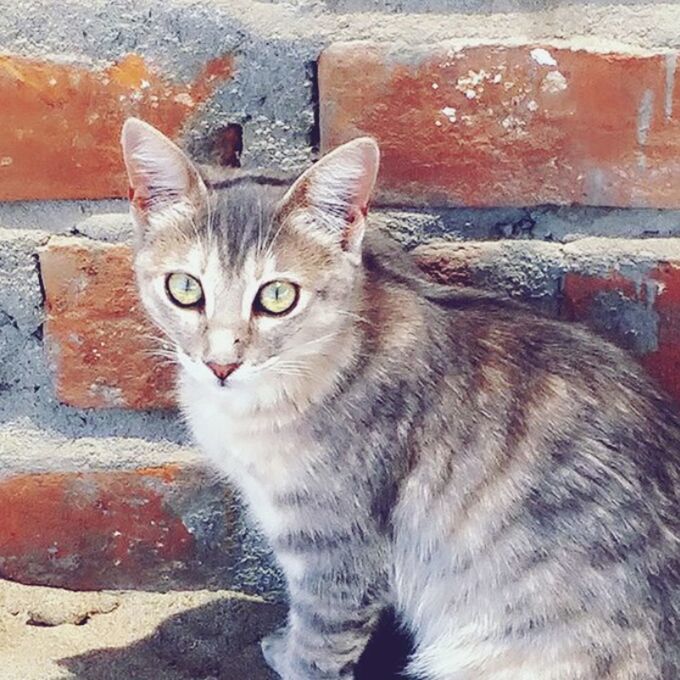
{"left": 59, "top": 598, "right": 412, "bottom": 680}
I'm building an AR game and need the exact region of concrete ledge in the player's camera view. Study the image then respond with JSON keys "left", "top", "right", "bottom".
{"left": 0, "top": 579, "right": 285, "bottom": 680}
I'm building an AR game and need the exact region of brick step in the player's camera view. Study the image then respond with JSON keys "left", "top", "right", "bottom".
{"left": 0, "top": 454, "right": 281, "bottom": 595}
{"left": 0, "top": 420, "right": 224, "bottom": 592}
{"left": 414, "top": 237, "right": 680, "bottom": 402}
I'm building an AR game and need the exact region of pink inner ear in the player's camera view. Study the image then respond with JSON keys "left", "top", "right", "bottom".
{"left": 128, "top": 182, "right": 153, "bottom": 215}
{"left": 344, "top": 203, "right": 369, "bottom": 226}
{"left": 341, "top": 206, "right": 366, "bottom": 253}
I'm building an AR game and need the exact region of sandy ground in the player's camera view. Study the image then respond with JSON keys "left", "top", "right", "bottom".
{"left": 0, "top": 579, "right": 410, "bottom": 679}
{"left": 0, "top": 579, "right": 283, "bottom": 679}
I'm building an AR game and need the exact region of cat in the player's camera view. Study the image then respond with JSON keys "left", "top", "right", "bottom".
{"left": 121, "top": 117, "right": 679, "bottom": 680}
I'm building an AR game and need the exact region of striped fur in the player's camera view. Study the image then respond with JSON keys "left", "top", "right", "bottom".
{"left": 123, "top": 119, "right": 680, "bottom": 680}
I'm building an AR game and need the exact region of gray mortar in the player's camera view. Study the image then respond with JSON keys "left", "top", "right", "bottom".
{"left": 6, "top": 202, "right": 680, "bottom": 243}
{"left": 0, "top": 200, "right": 128, "bottom": 234}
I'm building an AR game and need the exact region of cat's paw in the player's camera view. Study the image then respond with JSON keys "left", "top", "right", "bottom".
{"left": 260, "top": 625, "right": 289, "bottom": 678}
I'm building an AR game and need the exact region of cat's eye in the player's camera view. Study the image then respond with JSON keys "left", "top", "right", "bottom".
{"left": 166, "top": 272, "right": 204, "bottom": 308}
{"left": 255, "top": 280, "right": 299, "bottom": 316}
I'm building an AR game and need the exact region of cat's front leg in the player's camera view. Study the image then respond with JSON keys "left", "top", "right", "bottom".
{"left": 262, "top": 578, "right": 384, "bottom": 680}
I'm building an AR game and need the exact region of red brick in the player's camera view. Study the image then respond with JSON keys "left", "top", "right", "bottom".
{"left": 642, "top": 263, "right": 680, "bottom": 402}
{"left": 0, "top": 466, "right": 233, "bottom": 591}
{"left": 563, "top": 267, "right": 680, "bottom": 402}
{"left": 0, "top": 53, "right": 233, "bottom": 201}
{"left": 39, "top": 236, "right": 174, "bottom": 409}
{"left": 320, "top": 43, "right": 680, "bottom": 208}
{"left": 561, "top": 272, "right": 641, "bottom": 319}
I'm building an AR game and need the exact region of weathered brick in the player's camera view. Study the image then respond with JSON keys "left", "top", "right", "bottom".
{"left": 39, "top": 236, "right": 174, "bottom": 409}
{"left": 0, "top": 53, "right": 233, "bottom": 201}
{"left": 320, "top": 43, "right": 680, "bottom": 208}
{"left": 0, "top": 466, "right": 235, "bottom": 591}
{"left": 563, "top": 262, "right": 680, "bottom": 403}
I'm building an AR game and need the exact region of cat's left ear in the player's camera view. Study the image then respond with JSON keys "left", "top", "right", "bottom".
{"left": 280, "top": 137, "right": 380, "bottom": 264}
{"left": 121, "top": 118, "right": 207, "bottom": 233}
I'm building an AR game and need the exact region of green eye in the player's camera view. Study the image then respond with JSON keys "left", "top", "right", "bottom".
{"left": 166, "top": 273, "right": 203, "bottom": 307}
{"left": 256, "top": 280, "right": 299, "bottom": 316}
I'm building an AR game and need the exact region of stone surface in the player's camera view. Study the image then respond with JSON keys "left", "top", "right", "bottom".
{"left": 320, "top": 42, "right": 680, "bottom": 208}
{"left": 0, "top": 580, "right": 285, "bottom": 680}
{"left": 39, "top": 236, "right": 175, "bottom": 409}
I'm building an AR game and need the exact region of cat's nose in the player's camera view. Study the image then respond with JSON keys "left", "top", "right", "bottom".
{"left": 205, "top": 361, "right": 241, "bottom": 381}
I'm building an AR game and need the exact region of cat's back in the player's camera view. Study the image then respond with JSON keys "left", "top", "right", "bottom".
{"left": 362, "top": 232, "right": 679, "bottom": 676}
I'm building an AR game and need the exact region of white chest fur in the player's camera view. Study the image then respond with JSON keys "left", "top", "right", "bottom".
{"left": 179, "top": 375, "right": 316, "bottom": 538}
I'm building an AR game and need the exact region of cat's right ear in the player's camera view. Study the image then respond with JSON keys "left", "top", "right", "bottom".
{"left": 120, "top": 118, "right": 207, "bottom": 232}
{"left": 279, "top": 137, "right": 380, "bottom": 265}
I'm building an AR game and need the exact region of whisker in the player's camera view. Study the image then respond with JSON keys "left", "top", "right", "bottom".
{"left": 293, "top": 330, "right": 344, "bottom": 351}
{"left": 337, "top": 310, "right": 373, "bottom": 325}
{"left": 141, "top": 352, "right": 178, "bottom": 367}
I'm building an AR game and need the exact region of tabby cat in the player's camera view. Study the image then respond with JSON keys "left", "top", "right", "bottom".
{"left": 122, "top": 117, "right": 679, "bottom": 679}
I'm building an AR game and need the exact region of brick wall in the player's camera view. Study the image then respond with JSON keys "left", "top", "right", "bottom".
{"left": 2, "top": 0, "right": 680, "bottom": 595}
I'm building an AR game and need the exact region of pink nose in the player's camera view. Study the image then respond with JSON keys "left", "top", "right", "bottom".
{"left": 206, "top": 362, "right": 240, "bottom": 381}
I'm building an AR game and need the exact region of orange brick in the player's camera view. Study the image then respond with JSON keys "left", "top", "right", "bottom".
{"left": 0, "top": 466, "right": 233, "bottom": 590}
{"left": 0, "top": 53, "right": 233, "bottom": 201}
{"left": 39, "top": 236, "right": 174, "bottom": 409}
{"left": 319, "top": 43, "right": 680, "bottom": 208}
{"left": 640, "top": 258, "right": 680, "bottom": 403}
{"left": 563, "top": 267, "right": 680, "bottom": 402}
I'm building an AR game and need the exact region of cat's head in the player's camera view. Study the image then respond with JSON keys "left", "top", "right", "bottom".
{"left": 121, "top": 118, "right": 379, "bottom": 411}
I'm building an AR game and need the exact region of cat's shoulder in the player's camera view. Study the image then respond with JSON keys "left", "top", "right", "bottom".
{"left": 362, "top": 229, "right": 525, "bottom": 316}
